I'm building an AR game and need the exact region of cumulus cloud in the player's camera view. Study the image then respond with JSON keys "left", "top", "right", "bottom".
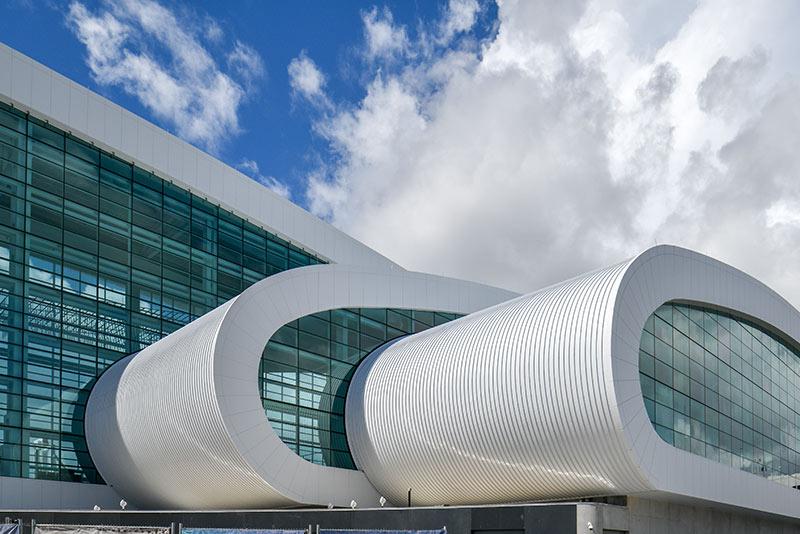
{"left": 656, "top": 83, "right": 800, "bottom": 297}
{"left": 236, "top": 159, "right": 291, "bottom": 199}
{"left": 66, "top": 0, "right": 264, "bottom": 153}
{"left": 439, "top": 0, "right": 480, "bottom": 43}
{"left": 301, "top": 0, "right": 800, "bottom": 309}
{"left": 697, "top": 47, "right": 769, "bottom": 120}
{"left": 288, "top": 51, "right": 327, "bottom": 103}
{"left": 362, "top": 6, "right": 409, "bottom": 61}
{"left": 309, "top": 1, "right": 630, "bottom": 291}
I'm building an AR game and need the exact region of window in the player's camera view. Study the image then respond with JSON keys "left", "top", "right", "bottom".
{"left": 0, "top": 100, "right": 326, "bottom": 484}
{"left": 260, "top": 308, "right": 461, "bottom": 469}
{"left": 640, "top": 302, "right": 800, "bottom": 489}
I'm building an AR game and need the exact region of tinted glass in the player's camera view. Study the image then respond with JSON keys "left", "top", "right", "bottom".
{"left": 260, "top": 308, "right": 460, "bottom": 469}
{"left": 640, "top": 302, "right": 800, "bottom": 489}
{"left": 0, "top": 101, "right": 324, "bottom": 483}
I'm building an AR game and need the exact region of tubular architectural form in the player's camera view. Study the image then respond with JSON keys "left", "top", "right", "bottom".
{"left": 87, "top": 246, "right": 800, "bottom": 519}
{"left": 346, "top": 246, "right": 800, "bottom": 519}
{"left": 85, "top": 265, "right": 515, "bottom": 509}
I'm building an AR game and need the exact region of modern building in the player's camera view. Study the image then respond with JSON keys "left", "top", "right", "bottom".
{"left": 1, "top": 43, "right": 800, "bottom": 531}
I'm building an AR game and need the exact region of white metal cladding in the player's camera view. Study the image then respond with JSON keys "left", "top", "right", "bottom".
{"left": 346, "top": 257, "right": 650, "bottom": 505}
{"left": 347, "top": 245, "right": 800, "bottom": 518}
{"left": 613, "top": 246, "right": 800, "bottom": 519}
{"left": 85, "top": 264, "right": 517, "bottom": 510}
{"left": 0, "top": 43, "right": 397, "bottom": 270}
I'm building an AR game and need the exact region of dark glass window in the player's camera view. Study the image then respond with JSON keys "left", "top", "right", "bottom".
{"left": 0, "top": 100, "right": 325, "bottom": 484}
{"left": 640, "top": 302, "right": 800, "bottom": 489}
{"left": 260, "top": 308, "right": 461, "bottom": 469}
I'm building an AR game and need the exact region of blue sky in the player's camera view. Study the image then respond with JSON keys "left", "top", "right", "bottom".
{"left": 0, "top": 0, "right": 497, "bottom": 201}
{"left": 3, "top": 0, "right": 800, "bottom": 304}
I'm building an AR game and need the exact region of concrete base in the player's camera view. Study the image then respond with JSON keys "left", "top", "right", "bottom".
{"left": 1, "top": 498, "right": 799, "bottom": 534}
{"left": 626, "top": 496, "right": 800, "bottom": 534}
{"left": 0, "top": 477, "right": 120, "bottom": 511}
{"left": 0, "top": 504, "right": 577, "bottom": 534}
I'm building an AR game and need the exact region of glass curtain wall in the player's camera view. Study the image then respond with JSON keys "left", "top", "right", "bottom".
{"left": 260, "top": 308, "right": 460, "bottom": 469}
{"left": 0, "top": 101, "right": 323, "bottom": 483}
{"left": 640, "top": 302, "right": 800, "bottom": 488}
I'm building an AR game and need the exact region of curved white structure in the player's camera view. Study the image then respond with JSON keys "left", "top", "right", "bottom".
{"left": 5, "top": 41, "right": 799, "bottom": 522}
{"left": 88, "top": 244, "right": 800, "bottom": 518}
{"left": 347, "top": 245, "right": 800, "bottom": 519}
{"left": 85, "top": 264, "right": 516, "bottom": 509}
{"left": 0, "top": 42, "right": 408, "bottom": 510}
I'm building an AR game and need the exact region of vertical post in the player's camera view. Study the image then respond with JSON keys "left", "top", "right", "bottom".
{"left": 407, "top": 488, "right": 412, "bottom": 508}
{"left": 307, "top": 524, "right": 311, "bottom": 534}
{"left": 30, "top": 518, "right": 36, "bottom": 534}
{"left": 170, "top": 522, "right": 175, "bottom": 534}
{"left": 177, "top": 523, "right": 182, "bottom": 534}
{"left": 315, "top": 525, "right": 319, "bottom": 534}
{"left": 15, "top": 519, "right": 21, "bottom": 534}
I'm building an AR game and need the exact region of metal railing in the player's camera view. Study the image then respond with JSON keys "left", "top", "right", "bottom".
{"left": 0, "top": 522, "right": 445, "bottom": 534}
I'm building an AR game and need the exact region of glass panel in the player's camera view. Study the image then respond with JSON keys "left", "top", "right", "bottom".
{"left": 260, "top": 307, "right": 462, "bottom": 469}
{"left": 0, "top": 99, "right": 326, "bottom": 485}
{"left": 640, "top": 302, "right": 800, "bottom": 489}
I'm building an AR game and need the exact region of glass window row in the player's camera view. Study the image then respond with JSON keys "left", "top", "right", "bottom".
{"left": 0, "top": 100, "right": 327, "bottom": 484}
{"left": 260, "top": 307, "right": 461, "bottom": 470}
{"left": 640, "top": 302, "right": 800, "bottom": 489}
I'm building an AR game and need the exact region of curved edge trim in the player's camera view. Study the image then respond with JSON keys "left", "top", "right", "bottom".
{"left": 87, "top": 263, "right": 517, "bottom": 509}
{"left": 213, "top": 264, "right": 519, "bottom": 507}
{"left": 612, "top": 245, "right": 800, "bottom": 519}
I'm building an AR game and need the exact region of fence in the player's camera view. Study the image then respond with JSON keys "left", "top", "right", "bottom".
{"left": 2, "top": 524, "right": 447, "bottom": 534}
{"left": 35, "top": 525, "right": 171, "bottom": 534}
{"left": 183, "top": 530, "right": 445, "bottom": 534}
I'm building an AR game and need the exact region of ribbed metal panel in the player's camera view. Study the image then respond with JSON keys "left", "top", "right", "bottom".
{"left": 85, "top": 264, "right": 516, "bottom": 510}
{"left": 347, "top": 259, "right": 651, "bottom": 505}
{"left": 348, "top": 245, "right": 800, "bottom": 519}
{"left": 84, "top": 302, "right": 292, "bottom": 509}
{"left": 87, "top": 245, "right": 800, "bottom": 517}
{"left": 610, "top": 246, "right": 800, "bottom": 519}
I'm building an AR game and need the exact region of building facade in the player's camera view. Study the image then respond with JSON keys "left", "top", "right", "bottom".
{"left": 1, "top": 43, "right": 800, "bottom": 525}
{"left": 0, "top": 43, "right": 517, "bottom": 509}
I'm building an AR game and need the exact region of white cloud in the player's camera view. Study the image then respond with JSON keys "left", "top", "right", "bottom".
{"left": 236, "top": 159, "right": 291, "bottom": 199}
{"left": 204, "top": 17, "right": 224, "bottom": 43}
{"left": 303, "top": 0, "right": 800, "bottom": 310}
{"left": 362, "top": 6, "right": 409, "bottom": 61}
{"left": 66, "top": 0, "right": 264, "bottom": 153}
{"left": 228, "top": 40, "right": 265, "bottom": 88}
{"left": 288, "top": 51, "right": 327, "bottom": 102}
{"left": 697, "top": 47, "right": 769, "bottom": 121}
{"left": 439, "top": 0, "right": 480, "bottom": 43}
